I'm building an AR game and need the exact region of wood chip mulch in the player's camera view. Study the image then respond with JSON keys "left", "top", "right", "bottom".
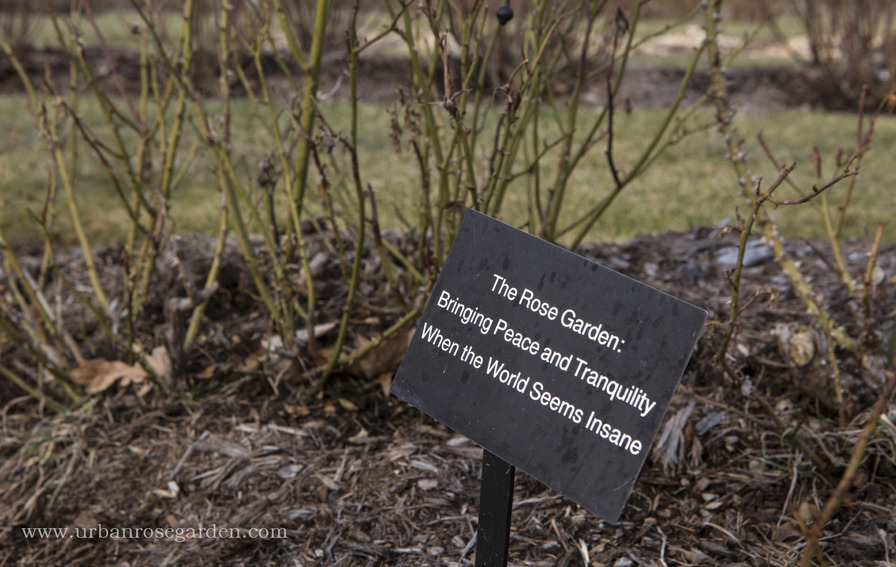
{"left": 2, "top": 227, "right": 895, "bottom": 566}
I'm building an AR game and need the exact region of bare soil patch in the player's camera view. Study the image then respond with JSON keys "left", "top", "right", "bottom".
{"left": 2, "top": 228, "right": 895, "bottom": 566}
{"left": 0, "top": 46, "right": 850, "bottom": 111}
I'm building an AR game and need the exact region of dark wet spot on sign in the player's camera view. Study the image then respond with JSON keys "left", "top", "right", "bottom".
{"left": 503, "top": 256, "right": 510, "bottom": 270}
{"left": 461, "top": 369, "right": 470, "bottom": 384}
{"left": 537, "top": 274, "right": 545, "bottom": 291}
{"left": 550, "top": 272, "right": 557, "bottom": 282}
{"left": 562, "top": 447, "right": 579, "bottom": 464}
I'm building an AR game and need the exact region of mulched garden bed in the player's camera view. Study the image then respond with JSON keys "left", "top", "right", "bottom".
{"left": 2, "top": 226, "right": 895, "bottom": 566}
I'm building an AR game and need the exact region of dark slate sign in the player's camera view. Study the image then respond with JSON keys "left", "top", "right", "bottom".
{"left": 390, "top": 210, "right": 706, "bottom": 523}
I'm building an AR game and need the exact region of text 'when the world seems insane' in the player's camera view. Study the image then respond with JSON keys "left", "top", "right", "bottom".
{"left": 420, "top": 273, "right": 655, "bottom": 457}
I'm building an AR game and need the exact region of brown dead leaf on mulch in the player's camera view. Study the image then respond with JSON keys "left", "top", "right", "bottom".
{"left": 69, "top": 348, "right": 169, "bottom": 394}
{"left": 70, "top": 358, "right": 149, "bottom": 393}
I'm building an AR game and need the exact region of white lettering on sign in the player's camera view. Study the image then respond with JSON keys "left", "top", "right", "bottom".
{"left": 492, "top": 273, "right": 625, "bottom": 354}
{"left": 414, "top": 274, "right": 656, "bottom": 456}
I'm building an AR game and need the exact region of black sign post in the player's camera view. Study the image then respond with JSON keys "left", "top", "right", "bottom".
{"left": 475, "top": 450, "right": 515, "bottom": 567}
{"left": 391, "top": 210, "right": 706, "bottom": 561}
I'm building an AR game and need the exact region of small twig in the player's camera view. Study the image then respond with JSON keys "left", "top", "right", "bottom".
{"left": 679, "top": 384, "right": 772, "bottom": 429}
{"left": 777, "top": 451, "right": 802, "bottom": 534}
{"left": 167, "top": 238, "right": 219, "bottom": 380}
{"left": 83, "top": 3, "right": 144, "bottom": 128}
{"left": 757, "top": 133, "right": 802, "bottom": 195}
{"left": 759, "top": 168, "right": 859, "bottom": 208}
{"left": 173, "top": 237, "right": 200, "bottom": 305}
{"left": 861, "top": 223, "right": 886, "bottom": 323}
{"left": 605, "top": 70, "right": 622, "bottom": 188}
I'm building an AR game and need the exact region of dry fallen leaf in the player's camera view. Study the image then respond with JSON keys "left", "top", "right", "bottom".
{"left": 285, "top": 404, "right": 311, "bottom": 417}
{"left": 147, "top": 346, "right": 171, "bottom": 381}
{"left": 197, "top": 365, "right": 217, "bottom": 380}
{"left": 775, "top": 520, "right": 802, "bottom": 542}
{"left": 798, "top": 500, "right": 821, "bottom": 524}
{"left": 70, "top": 359, "right": 148, "bottom": 394}
{"left": 376, "top": 372, "right": 393, "bottom": 397}
{"left": 350, "top": 328, "right": 414, "bottom": 379}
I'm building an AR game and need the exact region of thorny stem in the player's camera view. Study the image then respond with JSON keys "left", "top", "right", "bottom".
{"left": 248, "top": 16, "right": 316, "bottom": 338}
{"left": 184, "top": 200, "right": 227, "bottom": 354}
{"left": 313, "top": 2, "right": 367, "bottom": 392}
{"left": 272, "top": 0, "right": 308, "bottom": 71}
{"left": 756, "top": 131, "right": 863, "bottom": 296}
{"left": 51, "top": 135, "right": 111, "bottom": 315}
{"left": 367, "top": 186, "right": 401, "bottom": 303}
{"left": 0, "top": 364, "right": 70, "bottom": 414}
{"left": 705, "top": 1, "right": 854, "bottom": 426}
{"left": 542, "top": 6, "right": 597, "bottom": 241}
{"left": 400, "top": 5, "right": 447, "bottom": 264}
{"left": 862, "top": 224, "right": 885, "bottom": 322}
{"left": 798, "top": 369, "right": 896, "bottom": 567}
{"left": 829, "top": 87, "right": 876, "bottom": 292}
{"left": 716, "top": 164, "right": 795, "bottom": 372}
{"left": 0, "top": 230, "right": 68, "bottom": 359}
{"left": 290, "top": 0, "right": 330, "bottom": 218}
{"left": 0, "top": 314, "right": 82, "bottom": 405}
{"left": 567, "top": 2, "right": 706, "bottom": 248}
{"left": 212, "top": 144, "right": 288, "bottom": 334}
{"left": 182, "top": 0, "right": 234, "bottom": 355}
{"left": 834, "top": 87, "right": 872, "bottom": 239}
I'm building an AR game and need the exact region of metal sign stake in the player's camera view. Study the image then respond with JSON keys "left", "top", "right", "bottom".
{"left": 475, "top": 450, "right": 516, "bottom": 567}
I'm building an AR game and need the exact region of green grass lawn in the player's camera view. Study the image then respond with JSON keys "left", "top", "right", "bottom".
{"left": 17, "top": 7, "right": 184, "bottom": 51}
{"left": 2, "top": 91, "right": 892, "bottom": 248}
{"left": 602, "top": 106, "right": 896, "bottom": 244}
{"left": 2, "top": 6, "right": 892, "bottom": 249}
